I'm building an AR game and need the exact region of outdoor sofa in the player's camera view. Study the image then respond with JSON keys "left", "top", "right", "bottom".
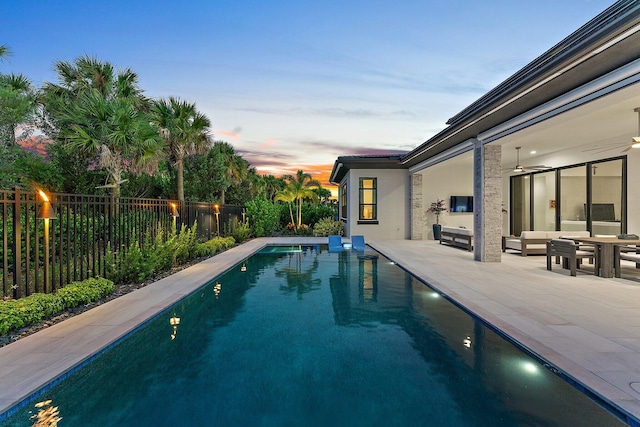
{"left": 503, "top": 230, "right": 591, "bottom": 256}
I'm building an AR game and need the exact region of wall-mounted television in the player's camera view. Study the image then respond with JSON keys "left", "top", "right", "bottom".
{"left": 450, "top": 196, "right": 473, "bottom": 213}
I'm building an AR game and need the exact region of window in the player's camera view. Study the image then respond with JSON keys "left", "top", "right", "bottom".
{"left": 359, "top": 178, "right": 377, "bottom": 221}
{"left": 340, "top": 182, "right": 347, "bottom": 219}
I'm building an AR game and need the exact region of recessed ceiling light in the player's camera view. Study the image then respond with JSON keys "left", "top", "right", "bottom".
{"left": 530, "top": 150, "right": 536, "bottom": 154}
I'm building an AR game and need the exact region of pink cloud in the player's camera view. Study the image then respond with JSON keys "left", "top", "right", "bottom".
{"left": 215, "top": 129, "right": 240, "bottom": 139}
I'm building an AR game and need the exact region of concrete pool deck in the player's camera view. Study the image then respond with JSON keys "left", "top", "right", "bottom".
{"left": 1, "top": 237, "right": 640, "bottom": 424}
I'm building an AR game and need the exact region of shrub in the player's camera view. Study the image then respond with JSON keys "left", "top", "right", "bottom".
{"left": 231, "top": 221, "right": 252, "bottom": 243}
{"left": 173, "top": 222, "right": 198, "bottom": 265}
{"left": 56, "top": 278, "right": 115, "bottom": 308}
{"left": 195, "top": 236, "right": 235, "bottom": 257}
{"left": 313, "top": 217, "right": 344, "bottom": 237}
{"left": 0, "top": 277, "right": 114, "bottom": 335}
{"left": 246, "top": 199, "right": 280, "bottom": 237}
{"left": 302, "top": 203, "right": 338, "bottom": 227}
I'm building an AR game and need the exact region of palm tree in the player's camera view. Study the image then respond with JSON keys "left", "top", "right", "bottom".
{"left": 281, "top": 170, "right": 320, "bottom": 228}
{"left": 152, "top": 97, "right": 212, "bottom": 201}
{"left": 274, "top": 186, "right": 297, "bottom": 230}
{"left": 0, "top": 73, "right": 35, "bottom": 146}
{"left": 263, "top": 174, "right": 285, "bottom": 201}
{"left": 0, "top": 44, "right": 12, "bottom": 64}
{"left": 41, "top": 56, "right": 164, "bottom": 198}
{"left": 214, "top": 141, "right": 247, "bottom": 204}
{"left": 58, "top": 91, "right": 163, "bottom": 198}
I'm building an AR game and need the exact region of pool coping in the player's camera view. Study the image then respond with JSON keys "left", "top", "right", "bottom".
{"left": 1, "top": 237, "right": 640, "bottom": 426}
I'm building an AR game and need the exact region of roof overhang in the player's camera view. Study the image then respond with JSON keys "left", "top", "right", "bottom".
{"left": 401, "top": 1, "right": 640, "bottom": 168}
{"left": 329, "top": 155, "right": 406, "bottom": 183}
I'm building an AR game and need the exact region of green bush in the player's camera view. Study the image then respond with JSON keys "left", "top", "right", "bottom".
{"left": 195, "top": 236, "right": 235, "bottom": 257}
{"left": 56, "top": 278, "right": 115, "bottom": 308}
{"left": 231, "top": 221, "right": 252, "bottom": 243}
{"left": 173, "top": 222, "right": 198, "bottom": 265}
{"left": 302, "top": 203, "right": 338, "bottom": 227}
{"left": 313, "top": 217, "right": 344, "bottom": 237}
{"left": 0, "top": 277, "right": 114, "bottom": 335}
{"left": 246, "top": 199, "right": 281, "bottom": 237}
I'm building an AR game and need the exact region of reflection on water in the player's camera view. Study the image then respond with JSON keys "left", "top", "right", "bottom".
{"left": 2, "top": 245, "right": 628, "bottom": 427}
{"left": 30, "top": 400, "right": 61, "bottom": 426}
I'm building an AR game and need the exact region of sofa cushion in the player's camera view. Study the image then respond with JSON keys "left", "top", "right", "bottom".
{"left": 519, "top": 231, "right": 547, "bottom": 239}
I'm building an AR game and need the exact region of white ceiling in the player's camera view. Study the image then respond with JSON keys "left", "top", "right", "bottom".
{"left": 424, "top": 82, "right": 640, "bottom": 178}
{"left": 496, "top": 83, "right": 640, "bottom": 170}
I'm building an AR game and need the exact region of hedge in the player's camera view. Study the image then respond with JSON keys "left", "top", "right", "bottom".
{"left": 0, "top": 277, "right": 114, "bottom": 335}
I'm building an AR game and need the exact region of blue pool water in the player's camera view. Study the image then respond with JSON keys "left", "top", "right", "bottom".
{"left": 3, "top": 245, "right": 629, "bottom": 426}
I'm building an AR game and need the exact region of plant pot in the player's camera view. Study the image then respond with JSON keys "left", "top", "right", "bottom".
{"left": 433, "top": 224, "right": 442, "bottom": 240}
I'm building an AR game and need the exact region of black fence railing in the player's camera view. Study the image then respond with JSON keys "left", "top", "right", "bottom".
{"left": 0, "top": 187, "right": 243, "bottom": 299}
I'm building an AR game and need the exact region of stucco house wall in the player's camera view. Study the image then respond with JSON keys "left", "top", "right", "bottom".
{"left": 418, "top": 156, "right": 475, "bottom": 239}
{"left": 341, "top": 169, "right": 410, "bottom": 240}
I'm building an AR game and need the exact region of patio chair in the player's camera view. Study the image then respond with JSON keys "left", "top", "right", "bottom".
{"left": 328, "top": 235, "right": 343, "bottom": 252}
{"left": 546, "top": 238, "right": 597, "bottom": 276}
{"left": 352, "top": 235, "right": 366, "bottom": 252}
{"left": 614, "top": 245, "right": 640, "bottom": 278}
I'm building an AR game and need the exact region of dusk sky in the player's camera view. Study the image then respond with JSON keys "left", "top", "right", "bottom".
{"left": 3, "top": 0, "right": 614, "bottom": 188}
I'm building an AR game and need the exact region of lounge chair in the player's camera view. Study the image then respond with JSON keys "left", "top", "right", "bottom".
{"left": 328, "top": 235, "right": 343, "bottom": 252}
{"left": 352, "top": 235, "right": 366, "bottom": 252}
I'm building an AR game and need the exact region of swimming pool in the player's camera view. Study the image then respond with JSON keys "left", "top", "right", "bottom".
{"left": 2, "top": 245, "right": 629, "bottom": 426}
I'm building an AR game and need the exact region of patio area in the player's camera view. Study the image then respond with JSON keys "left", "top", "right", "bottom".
{"left": 1, "top": 237, "right": 640, "bottom": 424}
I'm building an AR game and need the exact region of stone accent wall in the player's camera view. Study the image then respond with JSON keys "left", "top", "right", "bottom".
{"left": 411, "top": 173, "right": 423, "bottom": 240}
{"left": 474, "top": 143, "right": 502, "bottom": 262}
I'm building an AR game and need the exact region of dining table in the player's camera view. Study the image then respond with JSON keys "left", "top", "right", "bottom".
{"left": 573, "top": 236, "right": 640, "bottom": 278}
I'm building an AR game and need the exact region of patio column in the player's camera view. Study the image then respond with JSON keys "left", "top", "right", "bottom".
{"left": 473, "top": 140, "right": 502, "bottom": 262}
{"left": 411, "top": 173, "right": 423, "bottom": 240}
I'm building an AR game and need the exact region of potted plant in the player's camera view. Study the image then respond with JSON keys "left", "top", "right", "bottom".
{"left": 427, "top": 198, "right": 448, "bottom": 240}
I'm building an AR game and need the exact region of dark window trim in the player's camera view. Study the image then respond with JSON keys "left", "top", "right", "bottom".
{"left": 359, "top": 177, "right": 377, "bottom": 221}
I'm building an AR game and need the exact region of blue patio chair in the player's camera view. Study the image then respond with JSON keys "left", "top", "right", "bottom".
{"left": 328, "top": 235, "right": 343, "bottom": 252}
{"left": 352, "top": 235, "right": 366, "bottom": 252}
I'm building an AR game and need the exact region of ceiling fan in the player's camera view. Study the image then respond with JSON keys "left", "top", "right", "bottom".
{"left": 504, "top": 146, "right": 550, "bottom": 173}
{"left": 582, "top": 107, "right": 640, "bottom": 154}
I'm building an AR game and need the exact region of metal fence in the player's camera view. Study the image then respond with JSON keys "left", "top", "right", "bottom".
{"left": 0, "top": 187, "right": 244, "bottom": 299}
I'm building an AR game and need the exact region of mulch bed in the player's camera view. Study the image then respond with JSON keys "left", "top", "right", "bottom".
{"left": 0, "top": 255, "right": 213, "bottom": 349}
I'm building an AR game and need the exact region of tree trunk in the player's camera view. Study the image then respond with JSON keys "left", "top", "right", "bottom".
{"left": 288, "top": 203, "right": 296, "bottom": 231}
{"left": 177, "top": 159, "right": 184, "bottom": 201}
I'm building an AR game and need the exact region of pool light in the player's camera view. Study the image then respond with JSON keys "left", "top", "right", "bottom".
{"left": 169, "top": 314, "right": 181, "bottom": 340}
{"left": 522, "top": 361, "right": 538, "bottom": 374}
{"left": 463, "top": 336, "right": 472, "bottom": 348}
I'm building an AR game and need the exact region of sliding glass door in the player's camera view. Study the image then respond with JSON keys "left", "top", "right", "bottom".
{"left": 559, "top": 165, "right": 587, "bottom": 232}
{"left": 509, "top": 156, "right": 625, "bottom": 235}
{"left": 533, "top": 171, "right": 556, "bottom": 231}
{"left": 590, "top": 158, "right": 624, "bottom": 236}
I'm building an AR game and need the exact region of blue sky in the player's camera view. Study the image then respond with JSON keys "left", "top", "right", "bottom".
{"left": 3, "top": 0, "right": 615, "bottom": 184}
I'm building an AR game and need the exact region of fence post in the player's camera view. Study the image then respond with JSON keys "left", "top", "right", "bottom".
{"left": 12, "top": 186, "right": 22, "bottom": 299}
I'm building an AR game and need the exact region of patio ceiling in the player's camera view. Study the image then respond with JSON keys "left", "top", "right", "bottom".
{"left": 496, "top": 82, "right": 640, "bottom": 169}
{"left": 442, "top": 82, "right": 640, "bottom": 171}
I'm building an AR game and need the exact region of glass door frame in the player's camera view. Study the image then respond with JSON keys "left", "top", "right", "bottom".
{"left": 509, "top": 155, "right": 626, "bottom": 234}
